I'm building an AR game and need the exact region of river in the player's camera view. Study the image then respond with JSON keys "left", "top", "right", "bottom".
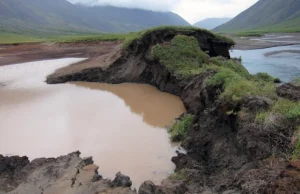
{"left": 232, "top": 45, "right": 300, "bottom": 82}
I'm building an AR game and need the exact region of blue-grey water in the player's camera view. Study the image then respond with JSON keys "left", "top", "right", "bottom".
{"left": 231, "top": 45, "right": 300, "bottom": 82}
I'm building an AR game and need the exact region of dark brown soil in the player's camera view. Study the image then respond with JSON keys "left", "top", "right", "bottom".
{"left": 277, "top": 83, "right": 300, "bottom": 101}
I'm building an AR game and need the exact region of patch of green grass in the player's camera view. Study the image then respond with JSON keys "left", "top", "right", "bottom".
{"left": 152, "top": 35, "right": 209, "bottom": 77}
{"left": 0, "top": 31, "right": 45, "bottom": 44}
{"left": 253, "top": 72, "right": 276, "bottom": 82}
{"left": 207, "top": 66, "right": 277, "bottom": 104}
{"left": 234, "top": 32, "right": 265, "bottom": 37}
{"left": 272, "top": 99, "right": 300, "bottom": 122}
{"left": 293, "top": 78, "right": 300, "bottom": 86}
{"left": 169, "top": 114, "right": 194, "bottom": 142}
{"left": 210, "top": 57, "right": 249, "bottom": 78}
{"left": 256, "top": 99, "right": 300, "bottom": 124}
{"left": 169, "top": 169, "right": 189, "bottom": 181}
{"left": 0, "top": 30, "right": 137, "bottom": 45}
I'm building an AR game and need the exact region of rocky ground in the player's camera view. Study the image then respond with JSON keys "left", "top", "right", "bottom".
{"left": 1, "top": 28, "right": 300, "bottom": 194}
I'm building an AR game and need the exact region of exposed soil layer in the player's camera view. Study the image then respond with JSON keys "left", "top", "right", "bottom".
{"left": 1, "top": 29, "right": 300, "bottom": 194}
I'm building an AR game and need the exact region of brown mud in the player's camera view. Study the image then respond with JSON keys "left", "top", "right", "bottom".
{"left": 1, "top": 28, "right": 300, "bottom": 194}
{"left": 0, "top": 41, "right": 122, "bottom": 66}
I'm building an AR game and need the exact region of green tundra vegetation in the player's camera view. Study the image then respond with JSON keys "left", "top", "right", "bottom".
{"left": 152, "top": 34, "right": 300, "bottom": 158}
{"left": 152, "top": 35, "right": 209, "bottom": 77}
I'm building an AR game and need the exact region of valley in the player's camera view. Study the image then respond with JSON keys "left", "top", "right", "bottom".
{"left": 0, "top": 0, "right": 299, "bottom": 193}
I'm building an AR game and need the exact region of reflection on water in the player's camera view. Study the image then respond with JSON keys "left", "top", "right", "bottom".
{"left": 0, "top": 58, "right": 186, "bottom": 188}
{"left": 231, "top": 45, "right": 300, "bottom": 82}
{"left": 74, "top": 82, "right": 185, "bottom": 127}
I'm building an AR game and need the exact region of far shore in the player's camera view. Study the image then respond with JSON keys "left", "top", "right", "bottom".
{"left": 231, "top": 32, "right": 300, "bottom": 50}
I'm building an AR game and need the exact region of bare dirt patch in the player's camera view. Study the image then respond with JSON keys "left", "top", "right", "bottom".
{"left": 0, "top": 41, "right": 122, "bottom": 67}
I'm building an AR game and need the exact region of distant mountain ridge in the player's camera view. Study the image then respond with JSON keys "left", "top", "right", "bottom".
{"left": 215, "top": 0, "right": 300, "bottom": 32}
{"left": 0, "top": 0, "right": 190, "bottom": 35}
{"left": 193, "top": 18, "right": 231, "bottom": 30}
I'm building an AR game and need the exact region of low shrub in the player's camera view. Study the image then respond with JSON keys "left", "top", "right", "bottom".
{"left": 152, "top": 35, "right": 209, "bottom": 77}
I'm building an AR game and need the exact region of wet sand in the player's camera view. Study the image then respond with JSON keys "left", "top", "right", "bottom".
{"left": 231, "top": 33, "right": 300, "bottom": 50}
{"left": 0, "top": 58, "right": 186, "bottom": 189}
{"left": 264, "top": 49, "right": 300, "bottom": 57}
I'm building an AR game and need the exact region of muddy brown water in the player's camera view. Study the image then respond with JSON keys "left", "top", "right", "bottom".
{"left": 0, "top": 58, "right": 186, "bottom": 189}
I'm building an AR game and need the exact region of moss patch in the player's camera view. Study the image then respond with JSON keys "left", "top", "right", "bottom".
{"left": 169, "top": 114, "right": 194, "bottom": 142}
{"left": 152, "top": 35, "right": 209, "bottom": 77}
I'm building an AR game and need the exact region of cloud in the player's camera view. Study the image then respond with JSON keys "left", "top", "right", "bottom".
{"left": 173, "top": 0, "right": 259, "bottom": 23}
{"left": 67, "top": 0, "right": 179, "bottom": 11}
{"left": 67, "top": 0, "right": 259, "bottom": 23}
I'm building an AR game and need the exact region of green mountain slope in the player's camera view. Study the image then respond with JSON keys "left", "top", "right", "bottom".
{"left": 193, "top": 18, "right": 231, "bottom": 30}
{"left": 215, "top": 0, "right": 300, "bottom": 33}
{"left": 0, "top": 0, "right": 190, "bottom": 35}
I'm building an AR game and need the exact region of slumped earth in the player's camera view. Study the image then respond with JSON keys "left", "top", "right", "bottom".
{"left": 0, "top": 58, "right": 186, "bottom": 189}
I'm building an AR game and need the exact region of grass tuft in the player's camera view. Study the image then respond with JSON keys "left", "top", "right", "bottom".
{"left": 207, "top": 66, "right": 277, "bottom": 104}
{"left": 253, "top": 72, "right": 276, "bottom": 82}
{"left": 169, "top": 169, "right": 190, "bottom": 181}
{"left": 256, "top": 99, "right": 300, "bottom": 124}
{"left": 169, "top": 114, "right": 194, "bottom": 142}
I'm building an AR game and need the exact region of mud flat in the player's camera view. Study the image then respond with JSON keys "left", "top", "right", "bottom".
{"left": 0, "top": 41, "right": 122, "bottom": 66}
{"left": 232, "top": 33, "right": 300, "bottom": 50}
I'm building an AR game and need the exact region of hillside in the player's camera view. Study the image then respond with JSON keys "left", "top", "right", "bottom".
{"left": 0, "top": 0, "right": 190, "bottom": 36}
{"left": 193, "top": 18, "right": 231, "bottom": 30}
{"left": 215, "top": 0, "right": 300, "bottom": 33}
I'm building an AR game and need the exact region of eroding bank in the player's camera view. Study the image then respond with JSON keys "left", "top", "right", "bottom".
{"left": 1, "top": 27, "right": 300, "bottom": 193}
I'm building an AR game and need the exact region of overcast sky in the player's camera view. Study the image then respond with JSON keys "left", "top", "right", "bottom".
{"left": 68, "top": 0, "right": 258, "bottom": 24}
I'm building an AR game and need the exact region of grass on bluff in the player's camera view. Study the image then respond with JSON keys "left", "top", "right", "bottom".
{"left": 152, "top": 35, "right": 209, "bottom": 77}
{"left": 169, "top": 169, "right": 190, "bottom": 181}
{"left": 206, "top": 59, "right": 277, "bottom": 104}
{"left": 122, "top": 26, "right": 235, "bottom": 48}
